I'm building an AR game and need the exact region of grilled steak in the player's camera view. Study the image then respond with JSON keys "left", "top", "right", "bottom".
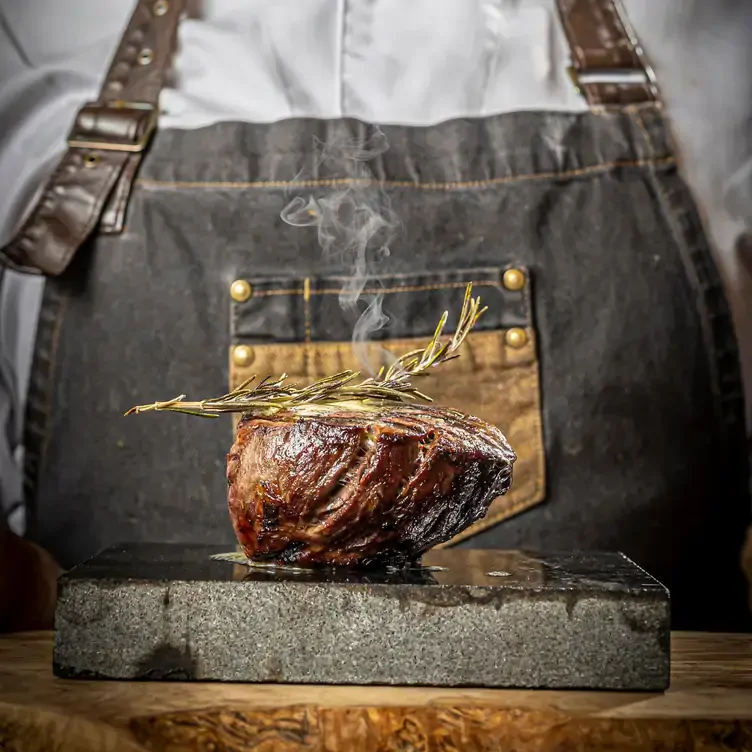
{"left": 226, "top": 404, "right": 516, "bottom": 567}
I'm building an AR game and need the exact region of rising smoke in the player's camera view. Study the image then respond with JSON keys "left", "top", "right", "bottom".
{"left": 280, "top": 128, "right": 401, "bottom": 374}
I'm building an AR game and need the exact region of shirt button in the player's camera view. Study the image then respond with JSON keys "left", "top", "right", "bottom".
{"left": 233, "top": 345, "right": 254, "bottom": 367}
{"left": 230, "top": 279, "right": 252, "bottom": 302}
{"left": 502, "top": 268, "right": 526, "bottom": 291}
{"left": 505, "top": 328, "right": 528, "bottom": 348}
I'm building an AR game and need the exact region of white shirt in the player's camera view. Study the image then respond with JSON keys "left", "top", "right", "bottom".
{"left": 2, "top": 0, "right": 751, "bottom": 533}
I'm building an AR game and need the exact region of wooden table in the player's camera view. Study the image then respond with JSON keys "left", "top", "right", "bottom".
{"left": 1, "top": 631, "right": 751, "bottom": 751}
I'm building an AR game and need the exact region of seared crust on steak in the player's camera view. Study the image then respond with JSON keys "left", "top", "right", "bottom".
{"left": 226, "top": 405, "right": 516, "bottom": 567}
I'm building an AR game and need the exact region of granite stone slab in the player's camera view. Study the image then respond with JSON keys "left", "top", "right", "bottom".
{"left": 53, "top": 543, "right": 670, "bottom": 690}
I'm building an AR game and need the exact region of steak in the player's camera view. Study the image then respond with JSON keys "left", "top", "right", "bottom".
{"left": 226, "top": 404, "right": 516, "bottom": 567}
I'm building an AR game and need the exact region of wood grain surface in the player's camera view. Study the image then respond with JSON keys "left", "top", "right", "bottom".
{"left": 1, "top": 631, "right": 750, "bottom": 751}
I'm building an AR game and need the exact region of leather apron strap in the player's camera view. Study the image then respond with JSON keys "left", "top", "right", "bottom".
{"left": 0, "top": 0, "right": 183, "bottom": 277}
{"left": 0, "top": 0, "right": 654, "bottom": 277}
{"left": 556, "top": 0, "right": 659, "bottom": 107}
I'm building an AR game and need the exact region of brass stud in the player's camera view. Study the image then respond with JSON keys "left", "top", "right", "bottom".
{"left": 83, "top": 153, "right": 100, "bottom": 168}
{"left": 502, "top": 268, "right": 526, "bottom": 291}
{"left": 230, "top": 279, "right": 252, "bottom": 303}
{"left": 153, "top": 0, "right": 169, "bottom": 16}
{"left": 505, "top": 328, "right": 528, "bottom": 348}
{"left": 232, "top": 345, "right": 254, "bottom": 367}
{"left": 137, "top": 48, "right": 154, "bottom": 66}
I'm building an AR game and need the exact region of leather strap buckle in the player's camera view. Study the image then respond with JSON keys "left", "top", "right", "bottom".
{"left": 1, "top": 0, "right": 183, "bottom": 276}
{"left": 67, "top": 101, "right": 157, "bottom": 154}
{"left": 567, "top": 65, "right": 656, "bottom": 93}
{"left": 557, "top": 0, "right": 660, "bottom": 107}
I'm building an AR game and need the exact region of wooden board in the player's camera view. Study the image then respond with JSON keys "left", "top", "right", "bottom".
{"left": 0, "top": 631, "right": 751, "bottom": 751}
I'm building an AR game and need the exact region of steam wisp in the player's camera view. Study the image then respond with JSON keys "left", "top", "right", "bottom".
{"left": 280, "top": 129, "right": 400, "bottom": 374}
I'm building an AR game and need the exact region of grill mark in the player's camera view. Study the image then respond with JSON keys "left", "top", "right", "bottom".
{"left": 389, "top": 440, "right": 430, "bottom": 523}
{"left": 308, "top": 429, "right": 376, "bottom": 535}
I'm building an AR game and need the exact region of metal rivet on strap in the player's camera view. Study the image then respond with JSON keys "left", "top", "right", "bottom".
{"left": 505, "top": 328, "right": 528, "bottom": 348}
{"left": 230, "top": 280, "right": 252, "bottom": 303}
{"left": 233, "top": 345, "right": 254, "bottom": 367}
{"left": 502, "top": 268, "right": 526, "bottom": 291}
{"left": 83, "top": 153, "right": 100, "bottom": 168}
{"left": 137, "top": 48, "right": 154, "bottom": 66}
{"left": 153, "top": 0, "right": 169, "bottom": 16}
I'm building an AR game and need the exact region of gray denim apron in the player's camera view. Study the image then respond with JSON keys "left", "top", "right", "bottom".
{"left": 9, "top": 3, "right": 751, "bottom": 631}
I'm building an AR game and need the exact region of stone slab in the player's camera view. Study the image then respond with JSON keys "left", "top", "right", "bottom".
{"left": 53, "top": 543, "right": 670, "bottom": 690}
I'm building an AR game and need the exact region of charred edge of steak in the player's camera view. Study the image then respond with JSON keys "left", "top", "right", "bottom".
{"left": 227, "top": 404, "right": 516, "bottom": 568}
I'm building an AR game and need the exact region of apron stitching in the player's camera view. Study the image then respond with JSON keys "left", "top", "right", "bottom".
{"left": 529, "top": 372, "right": 547, "bottom": 507}
{"left": 37, "top": 293, "right": 68, "bottom": 475}
{"left": 236, "top": 269, "right": 510, "bottom": 292}
{"left": 23, "top": 288, "right": 69, "bottom": 520}
{"left": 521, "top": 272, "right": 532, "bottom": 323}
{"left": 303, "top": 276, "right": 311, "bottom": 372}
{"left": 638, "top": 150, "right": 733, "bottom": 435}
{"left": 326, "top": 268, "right": 506, "bottom": 281}
{"left": 446, "top": 329, "right": 546, "bottom": 545}
{"left": 237, "top": 330, "right": 523, "bottom": 359}
{"left": 136, "top": 156, "right": 675, "bottom": 191}
{"left": 252, "top": 282, "right": 501, "bottom": 297}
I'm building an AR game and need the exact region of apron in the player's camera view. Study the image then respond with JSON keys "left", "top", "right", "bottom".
{"left": 4, "top": 0, "right": 750, "bottom": 632}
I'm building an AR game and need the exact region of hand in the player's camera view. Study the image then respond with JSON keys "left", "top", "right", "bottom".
{"left": 0, "top": 529, "right": 62, "bottom": 633}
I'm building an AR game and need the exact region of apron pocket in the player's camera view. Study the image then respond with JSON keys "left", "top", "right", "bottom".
{"left": 228, "top": 267, "right": 546, "bottom": 542}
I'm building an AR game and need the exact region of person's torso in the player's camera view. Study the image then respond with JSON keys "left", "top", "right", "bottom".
{"left": 1, "top": 0, "right": 751, "bottom": 631}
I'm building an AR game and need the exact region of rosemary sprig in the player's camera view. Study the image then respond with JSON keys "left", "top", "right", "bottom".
{"left": 125, "top": 283, "right": 486, "bottom": 419}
